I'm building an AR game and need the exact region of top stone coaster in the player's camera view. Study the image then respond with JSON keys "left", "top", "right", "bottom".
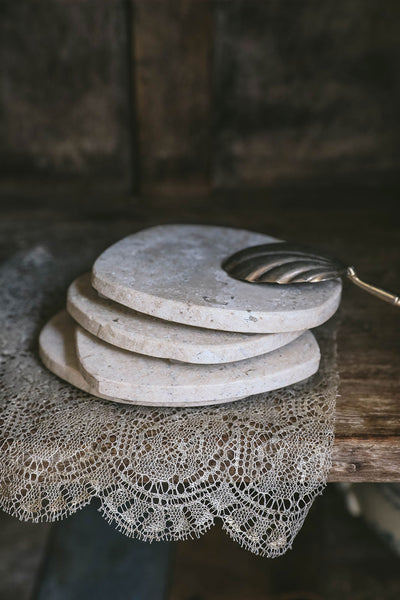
{"left": 67, "top": 273, "right": 304, "bottom": 364}
{"left": 92, "top": 225, "right": 342, "bottom": 333}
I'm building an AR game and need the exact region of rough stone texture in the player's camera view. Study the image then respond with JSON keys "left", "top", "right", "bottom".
{"left": 39, "top": 310, "right": 320, "bottom": 407}
{"left": 39, "top": 310, "right": 112, "bottom": 401}
{"left": 214, "top": 0, "right": 400, "bottom": 187}
{"left": 68, "top": 273, "right": 304, "bottom": 363}
{"left": 92, "top": 225, "right": 342, "bottom": 333}
{"left": 0, "top": 0, "right": 131, "bottom": 189}
{"left": 75, "top": 320, "right": 320, "bottom": 406}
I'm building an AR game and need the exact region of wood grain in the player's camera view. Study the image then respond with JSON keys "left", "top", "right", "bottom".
{"left": 330, "top": 286, "right": 400, "bottom": 480}
{"left": 214, "top": 0, "right": 400, "bottom": 188}
{"left": 2, "top": 1, "right": 400, "bottom": 196}
{"left": 0, "top": 0, "right": 131, "bottom": 193}
{"left": 132, "top": 0, "right": 212, "bottom": 195}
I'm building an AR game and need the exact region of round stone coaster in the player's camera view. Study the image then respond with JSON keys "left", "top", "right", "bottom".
{"left": 38, "top": 311, "right": 243, "bottom": 406}
{"left": 76, "top": 323, "right": 321, "bottom": 407}
{"left": 92, "top": 225, "right": 342, "bottom": 333}
{"left": 39, "top": 310, "right": 113, "bottom": 401}
{"left": 68, "top": 273, "right": 304, "bottom": 364}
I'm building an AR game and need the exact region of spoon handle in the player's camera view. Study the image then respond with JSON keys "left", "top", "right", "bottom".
{"left": 347, "top": 267, "right": 400, "bottom": 306}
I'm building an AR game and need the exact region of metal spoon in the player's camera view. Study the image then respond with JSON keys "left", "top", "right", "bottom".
{"left": 222, "top": 242, "right": 400, "bottom": 306}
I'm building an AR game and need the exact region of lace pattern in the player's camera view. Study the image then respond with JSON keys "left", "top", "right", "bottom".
{"left": 0, "top": 225, "right": 338, "bottom": 557}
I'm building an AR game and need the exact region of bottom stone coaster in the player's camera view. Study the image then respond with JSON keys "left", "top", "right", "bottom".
{"left": 39, "top": 311, "right": 114, "bottom": 402}
{"left": 67, "top": 273, "right": 304, "bottom": 364}
{"left": 76, "top": 319, "right": 321, "bottom": 407}
{"left": 38, "top": 311, "right": 243, "bottom": 406}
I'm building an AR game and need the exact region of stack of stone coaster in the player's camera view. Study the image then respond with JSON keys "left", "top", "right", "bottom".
{"left": 39, "top": 225, "right": 342, "bottom": 407}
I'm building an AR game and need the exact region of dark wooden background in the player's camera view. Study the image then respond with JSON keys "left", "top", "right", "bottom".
{"left": 1, "top": 4, "right": 400, "bottom": 599}
{"left": 1, "top": 0, "right": 400, "bottom": 205}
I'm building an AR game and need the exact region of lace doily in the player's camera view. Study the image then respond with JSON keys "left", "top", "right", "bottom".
{"left": 0, "top": 224, "right": 338, "bottom": 557}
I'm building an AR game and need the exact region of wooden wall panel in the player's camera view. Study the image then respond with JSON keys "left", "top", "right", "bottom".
{"left": 1, "top": 0, "right": 400, "bottom": 201}
{"left": 214, "top": 0, "right": 400, "bottom": 188}
{"left": 133, "top": 0, "right": 212, "bottom": 196}
{"left": 0, "top": 0, "right": 131, "bottom": 192}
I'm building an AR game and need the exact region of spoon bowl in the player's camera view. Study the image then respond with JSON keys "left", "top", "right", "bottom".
{"left": 222, "top": 242, "right": 400, "bottom": 306}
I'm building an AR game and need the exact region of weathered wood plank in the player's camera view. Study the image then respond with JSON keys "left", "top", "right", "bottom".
{"left": 214, "top": 0, "right": 400, "bottom": 187}
{"left": 330, "top": 438, "right": 400, "bottom": 482}
{"left": 0, "top": 0, "right": 131, "bottom": 193}
{"left": 33, "top": 503, "right": 173, "bottom": 600}
{"left": 330, "top": 260, "right": 400, "bottom": 480}
{"left": 133, "top": 0, "right": 212, "bottom": 195}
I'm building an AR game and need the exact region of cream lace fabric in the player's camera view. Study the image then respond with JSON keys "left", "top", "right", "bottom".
{"left": 0, "top": 222, "right": 338, "bottom": 557}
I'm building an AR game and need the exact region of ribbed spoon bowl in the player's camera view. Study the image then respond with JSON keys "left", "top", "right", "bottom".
{"left": 222, "top": 242, "right": 399, "bottom": 306}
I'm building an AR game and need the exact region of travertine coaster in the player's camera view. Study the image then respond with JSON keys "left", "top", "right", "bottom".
{"left": 38, "top": 311, "right": 249, "bottom": 406}
{"left": 38, "top": 311, "right": 113, "bottom": 402}
{"left": 68, "top": 273, "right": 304, "bottom": 364}
{"left": 76, "top": 323, "right": 321, "bottom": 407}
{"left": 92, "top": 225, "right": 342, "bottom": 333}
